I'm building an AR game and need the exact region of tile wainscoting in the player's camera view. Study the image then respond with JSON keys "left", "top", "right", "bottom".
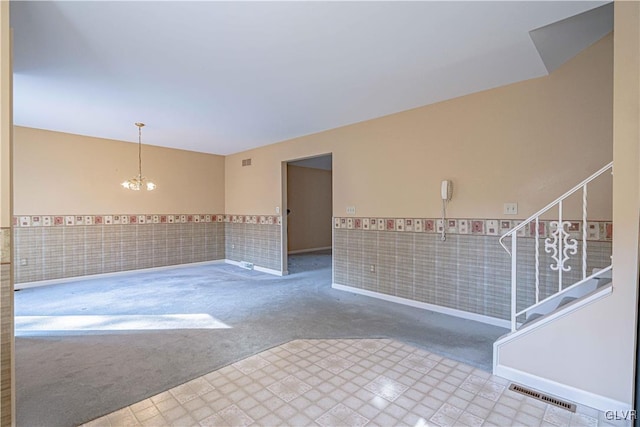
{"left": 333, "top": 217, "right": 612, "bottom": 322}
{"left": 225, "top": 223, "right": 282, "bottom": 272}
{"left": 13, "top": 214, "right": 282, "bottom": 284}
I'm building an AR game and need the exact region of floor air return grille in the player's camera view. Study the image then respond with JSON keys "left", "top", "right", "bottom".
{"left": 508, "top": 384, "right": 577, "bottom": 412}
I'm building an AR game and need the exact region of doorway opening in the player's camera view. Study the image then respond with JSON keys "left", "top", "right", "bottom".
{"left": 282, "top": 154, "right": 333, "bottom": 275}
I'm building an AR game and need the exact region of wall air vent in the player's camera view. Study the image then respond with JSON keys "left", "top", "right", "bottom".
{"left": 509, "top": 384, "right": 576, "bottom": 412}
{"left": 242, "top": 158, "right": 252, "bottom": 167}
{"left": 239, "top": 261, "right": 254, "bottom": 270}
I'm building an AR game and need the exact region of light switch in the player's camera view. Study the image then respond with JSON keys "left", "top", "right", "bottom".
{"left": 504, "top": 203, "right": 518, "bottom": 215}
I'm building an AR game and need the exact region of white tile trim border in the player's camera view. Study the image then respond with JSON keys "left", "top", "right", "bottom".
{"left": 15, "top": 260, "right": 227, "bottom": 290}
{"left": 331, "top": 282, "right": 510, "bottom": 329}
{"left": 223, "top": 259, "right": 285, "bottom": 276}
{"left": 493, "top": 364, "right": 631, "bottom": 412}
{"left": 16, "top": 259, "right": 286, "bottom": 289}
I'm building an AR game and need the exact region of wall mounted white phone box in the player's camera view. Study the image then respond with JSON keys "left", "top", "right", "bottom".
{"left": 441, "top": 180, "right": 453, "bottom": 201}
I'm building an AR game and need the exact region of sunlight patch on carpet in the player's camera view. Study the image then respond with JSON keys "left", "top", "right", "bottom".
{"left": 15, "top": 314, "right": 231, "bottom": 333}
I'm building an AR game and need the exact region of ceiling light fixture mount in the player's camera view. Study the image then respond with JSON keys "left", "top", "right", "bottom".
{"left": 121, "top": 122, "right": 156, "bottom": 191}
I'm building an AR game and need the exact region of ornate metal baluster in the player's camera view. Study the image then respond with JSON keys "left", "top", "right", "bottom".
{"left": 545, "top": 213, "right": 578, "bottom": 292}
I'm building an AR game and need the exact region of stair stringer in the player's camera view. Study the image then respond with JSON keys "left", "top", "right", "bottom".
{"left": 492, "top": 284, "right": 631, "bottom": 412}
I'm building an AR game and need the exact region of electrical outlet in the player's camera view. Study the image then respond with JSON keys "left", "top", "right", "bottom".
{"left": 370, "top": 265, "right": 376, "bottom": 273}
{"left": 275, "top": 207, "right": 280, "bottom": 214}
{"left": 504, "top": 203, "right": 518, "bottom": 215}
{"left": 346, "top": 206, "right": 356, "bottom": 215}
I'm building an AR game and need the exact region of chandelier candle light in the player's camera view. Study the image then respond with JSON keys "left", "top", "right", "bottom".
{"left": 121, "top": 122, "right": 156, "bottom": 191}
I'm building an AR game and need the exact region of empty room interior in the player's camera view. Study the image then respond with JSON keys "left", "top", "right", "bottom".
{"left": 0, "top": 1, "right": 639, "bottom": 426}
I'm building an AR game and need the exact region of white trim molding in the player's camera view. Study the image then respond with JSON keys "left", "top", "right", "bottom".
{"left": 15, "top": 260, "right": 227, "bottom": 290}
{"left": 494, "top": 365, "right": 632, "bottom": 413}
{"left": 332, "top": 282, "right": 510, "bottom": 329}
{"left": 223, "top": 259, "right": 285, "bottom": 276}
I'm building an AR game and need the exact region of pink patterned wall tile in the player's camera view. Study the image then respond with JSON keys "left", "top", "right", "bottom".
{"left": 528, "top": 221, "right": 545, "bottom": 237}
{"left": 606, "top": 223, "right": 613, "bottom": 240}
{"left": 424, "top": 219, "right": 435, "bottom": 232}
{"left": 354, "top": 218, "right": 362, "bottom": 229}
{"left": 54, "top": 216, "right": 64, "bottom": 226}
{"left": 386, "top": 219, "right": 395, "bottom": 231}
{"left": 471, "top": 220, "right": 484, "bottom": 234}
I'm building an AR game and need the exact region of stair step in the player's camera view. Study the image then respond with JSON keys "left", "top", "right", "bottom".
{"left": 523, "top": 313, "right": 543, "bottom": 326}
{"left": 596, "top": 277, "right": 612, "bottom": 288}
{"left": 557, "top": 296, "right": 577, "bottom": 308}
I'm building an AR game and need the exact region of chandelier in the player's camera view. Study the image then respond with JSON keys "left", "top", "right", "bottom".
{"left": 121, "top": 122, "right": 156, "bottom": 191}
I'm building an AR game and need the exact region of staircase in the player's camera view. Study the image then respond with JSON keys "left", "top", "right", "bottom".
{"left": 495, "top": 161, "right": 613, "bottom": 334}
{"left": 515, "top": 266, "right": 612, "bottom": 330}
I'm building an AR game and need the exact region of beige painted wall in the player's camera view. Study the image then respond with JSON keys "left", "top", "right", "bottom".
{"left": 13, "top": 127, "right": 225, "bottom": 215}
{"left": 0, "top": 2, "right": 15, "bottom": 425}
{"left": 0, "top": 3, "right": 11, "bottom": 230}
{"left": 496, "top": 4, "right": 639, "bottom": 409}
{"left": 287, "top": 165, "right": 332, "bottom": 252}
{"left": 226, "top": 34, "right": 613, "bottom": 220}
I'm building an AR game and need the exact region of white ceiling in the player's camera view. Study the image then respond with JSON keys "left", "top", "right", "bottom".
{"left": 11, "top": 1, "right": 610, "bottom": 156}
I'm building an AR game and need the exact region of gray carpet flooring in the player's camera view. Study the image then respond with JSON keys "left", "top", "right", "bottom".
{"left": 15, "top": 251, "right": 507, "bottom": 427}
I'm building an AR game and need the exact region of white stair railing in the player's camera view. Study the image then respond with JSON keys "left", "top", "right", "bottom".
{"left": 499, "top": 161, "right": 613, "bottom": 332}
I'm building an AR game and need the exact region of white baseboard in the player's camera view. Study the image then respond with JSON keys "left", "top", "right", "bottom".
{"left": 15, "top": 259, "right": 227, "bottom": 290}
{"left": 494, "top": 364, "right": 632, "bottom": 412}
{"left": 223, "top": 260, "right": 284, "bottom": 276}
{"left": 288, "top": 246, "right": 332, "bottom": 255}
{"left": 331, "top": 283, "right": 510, "bottom": 329}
